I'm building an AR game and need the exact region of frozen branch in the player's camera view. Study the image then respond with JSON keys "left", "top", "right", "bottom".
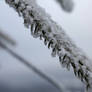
{"left": 5, "top": 0, "right": 92, "bottom": 91}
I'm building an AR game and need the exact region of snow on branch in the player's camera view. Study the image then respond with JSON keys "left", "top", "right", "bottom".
{"left": 5, "top": 0, "right": 92, "bottom": 91}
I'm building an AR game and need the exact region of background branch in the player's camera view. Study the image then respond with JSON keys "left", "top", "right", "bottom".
{"left": 55, "top": 0, "right": 74, "bottom": 12}
{"left": 0, "top": 40, "right": 68, "bottom": 92}
{"left": 0, "top": 30, "right": 16, "bottom": 46}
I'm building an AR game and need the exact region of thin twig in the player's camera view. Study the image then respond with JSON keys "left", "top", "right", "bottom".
{"left": 0, "top": 41, "right": 69, "bottom": 92}
{"left": 0, "top": 30, "right": 16, "bottom": 45}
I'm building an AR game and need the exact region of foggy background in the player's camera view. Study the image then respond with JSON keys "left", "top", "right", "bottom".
{"left": 0, "top": 0, "right": 92, "bottom": 92}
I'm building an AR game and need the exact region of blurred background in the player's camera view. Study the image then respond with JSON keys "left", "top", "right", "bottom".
{"left": 0, "top": 0, "right": 92, "bottom": 92}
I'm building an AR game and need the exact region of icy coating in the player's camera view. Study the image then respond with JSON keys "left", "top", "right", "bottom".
{"left": 5, "top": 0, "right": 92, "bottom": 91}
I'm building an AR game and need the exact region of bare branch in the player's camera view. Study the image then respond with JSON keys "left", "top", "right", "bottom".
{"left": 0, "top": 40, "right": 68, "bottom": 92}
{"left": 56, "top": 0, "right": 74, "bottom": 12}
{"left": 0, "top": 29, "right": 16, "bottom": 46}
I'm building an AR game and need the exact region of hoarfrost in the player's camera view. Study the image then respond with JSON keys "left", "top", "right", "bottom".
{"left": 5, "top": 0, "right": 92, "bottom": 91}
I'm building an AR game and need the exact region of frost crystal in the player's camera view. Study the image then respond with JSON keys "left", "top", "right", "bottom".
{"left": 5, "top": 0, "right": 92, "bottom": 91}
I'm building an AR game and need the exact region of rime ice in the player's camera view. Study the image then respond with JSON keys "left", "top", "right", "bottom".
{"left": 5, "top": 0, "right": 92, "bottom": 91}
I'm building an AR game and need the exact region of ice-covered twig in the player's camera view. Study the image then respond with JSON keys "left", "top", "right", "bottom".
{"left": 5, "top": 0, "right": 92, "bottom": 91}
